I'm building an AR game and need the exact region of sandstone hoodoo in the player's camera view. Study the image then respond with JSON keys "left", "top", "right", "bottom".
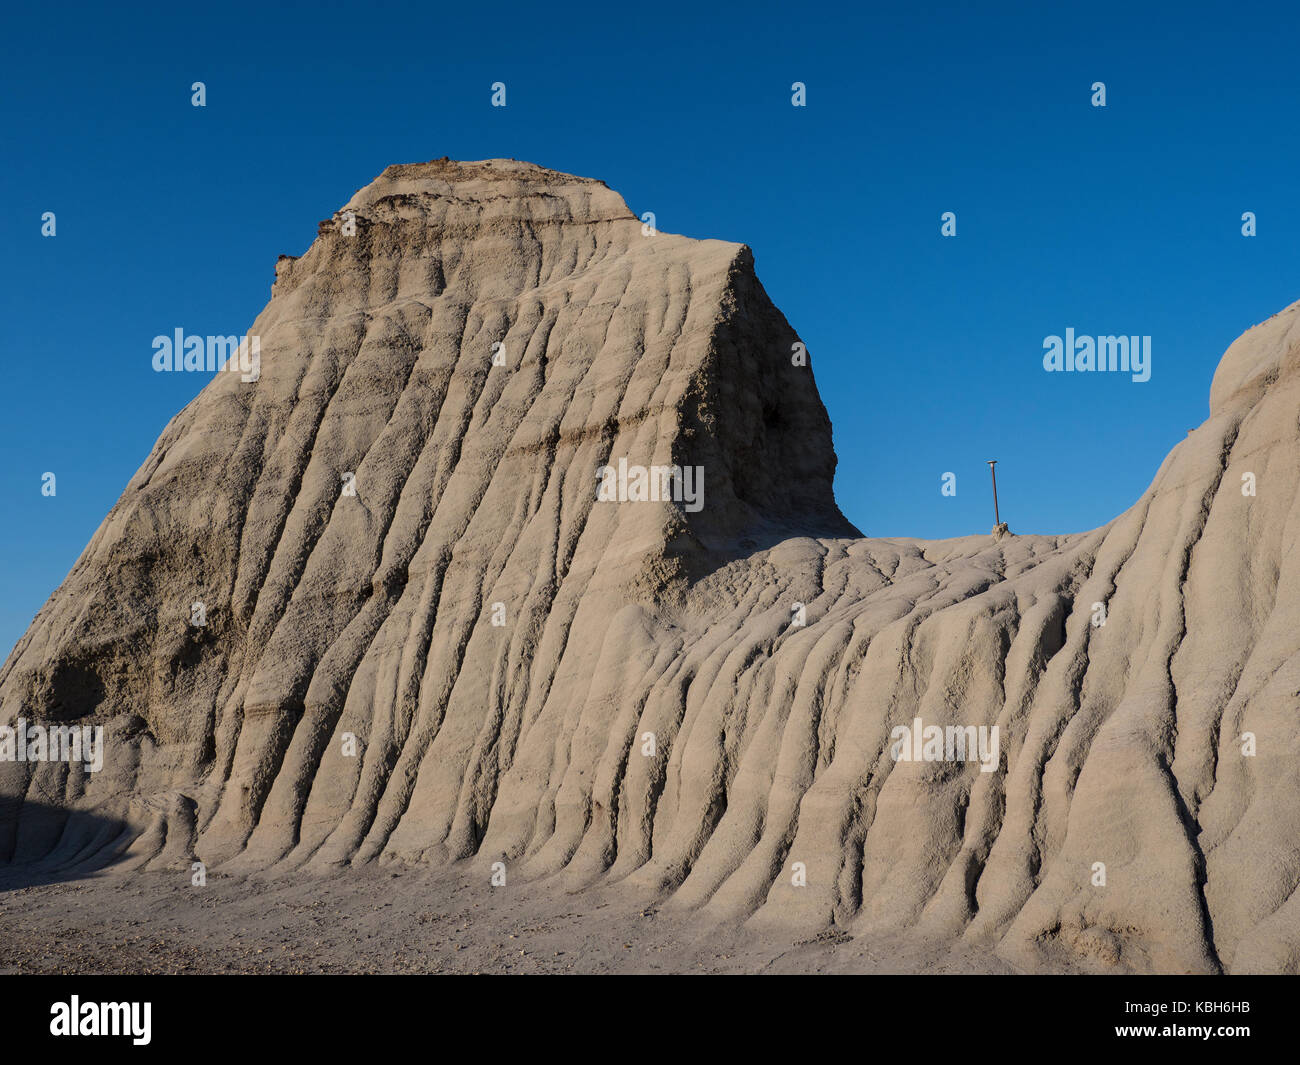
{"left": 4, "top": 159, "right": 1300, "bottom": 975}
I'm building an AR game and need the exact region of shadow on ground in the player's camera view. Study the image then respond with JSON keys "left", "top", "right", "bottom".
{"left": 0, "top": 798, "right": 132, "bottom": 892}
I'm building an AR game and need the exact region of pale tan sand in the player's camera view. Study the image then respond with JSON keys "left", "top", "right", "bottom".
{"left": 4, "top": 160, "right": 1300, "bottom": 974}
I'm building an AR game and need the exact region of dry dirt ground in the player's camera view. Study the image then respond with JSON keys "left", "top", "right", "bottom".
{"left": 0, "top": 864, "right": 1025, "bottom": 975}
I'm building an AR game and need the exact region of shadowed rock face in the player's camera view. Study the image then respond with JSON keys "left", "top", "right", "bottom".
{"left": 3, "top": 158, "right": 1299, "bottom": 974}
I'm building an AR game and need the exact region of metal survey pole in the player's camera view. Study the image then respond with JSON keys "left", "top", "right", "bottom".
{"left": 987, "top": 460, "right": 1000, "bottom": 526}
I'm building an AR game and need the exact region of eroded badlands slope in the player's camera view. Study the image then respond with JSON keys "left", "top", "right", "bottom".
{"left": 4, "top": 160, "right": 1300, "bottom": 974}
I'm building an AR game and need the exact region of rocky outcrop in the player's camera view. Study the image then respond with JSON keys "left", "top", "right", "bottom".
{"left": 3, "top": 159, "right": 1299, "bottom": 974}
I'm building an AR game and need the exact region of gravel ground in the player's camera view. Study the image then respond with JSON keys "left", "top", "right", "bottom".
{"left": 0, "top": 864, "right": 1022, "bottom": 975}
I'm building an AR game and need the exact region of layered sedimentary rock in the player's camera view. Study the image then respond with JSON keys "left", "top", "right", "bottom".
{"left": 4, "top": 159, "right": 1300, "bottom": 974}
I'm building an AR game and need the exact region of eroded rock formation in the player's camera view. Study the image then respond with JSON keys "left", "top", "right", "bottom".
{"left": 4, "top": 159, "right": 1299, "bottom": 974}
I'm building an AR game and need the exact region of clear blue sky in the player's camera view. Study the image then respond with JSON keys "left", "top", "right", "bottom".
{"left": 3, "top": 0, "right": 1298, "bottom": 657}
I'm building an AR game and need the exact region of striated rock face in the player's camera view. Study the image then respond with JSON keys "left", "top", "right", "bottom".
{"left": 4, "top": 159, "right": 1300, "bottom": 974}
